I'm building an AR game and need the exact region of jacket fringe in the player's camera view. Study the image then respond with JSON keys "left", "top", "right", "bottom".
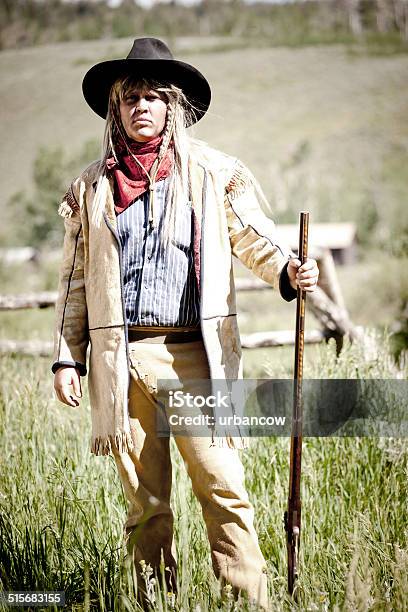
{"left": 225, "top": 160, "right": 252, "bottom": 202}
{"left": 225, "top": 159, "right": 271, "bottom": 216}
{"left": 91, "top": 431, "right": 134, "bottom": 456}
{"left": 58, "top": 201, "right": 75, "bottom": 219}
{"left": 58, "top": 185, "right": 81, "bottom": 218}
{"left": 227, "top": 435, "right": 250, "bottom": 450}
{"left": 210, "top": 428, "right": 250, "bottom": 450}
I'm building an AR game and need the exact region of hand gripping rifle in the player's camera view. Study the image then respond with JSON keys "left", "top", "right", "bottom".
{"left": 284, "top": 211, "right": 309, "bottom": 598}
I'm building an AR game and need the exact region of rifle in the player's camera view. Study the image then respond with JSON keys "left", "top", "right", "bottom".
{"left": 284, "top": 211, "right": 309, "bottom": 598}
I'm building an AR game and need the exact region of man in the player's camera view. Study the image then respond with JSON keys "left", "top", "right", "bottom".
{"left": 52, "top": 37, "right": 319, "bottom": 609}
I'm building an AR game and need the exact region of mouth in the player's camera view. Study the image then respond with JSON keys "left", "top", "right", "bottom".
{"left": 133, "top": 118, "right": 152, "bottom": 125}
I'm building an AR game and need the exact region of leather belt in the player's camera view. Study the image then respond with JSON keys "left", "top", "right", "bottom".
{"left": 128, "top": 327, "right": 202, "bottom": 344}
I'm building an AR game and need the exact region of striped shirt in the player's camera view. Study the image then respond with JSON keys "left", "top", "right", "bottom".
{"left": 116, "top": 177, "right": 200, "bottom": 327}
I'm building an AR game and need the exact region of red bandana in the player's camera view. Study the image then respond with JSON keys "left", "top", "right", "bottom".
{"left": 106, "top": 136, "right": 174, "bottom": 214}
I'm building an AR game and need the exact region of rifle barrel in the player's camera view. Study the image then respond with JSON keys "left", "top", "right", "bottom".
{"left": 285, "top": 211, "right": 309, "bottom": 597}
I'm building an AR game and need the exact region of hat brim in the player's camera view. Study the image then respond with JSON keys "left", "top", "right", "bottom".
{"left": 82, "top": 58, "right": 211, "bottom": 125}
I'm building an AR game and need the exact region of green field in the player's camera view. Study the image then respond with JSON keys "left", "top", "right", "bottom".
{"left": 0, "top": 261, "right": 407, "bottom": 611}
{"left": 1, "top": 37, "right": 408, "bottom": 611}
{"left": 0, "top": 336, "right": 407, "bottom": 611}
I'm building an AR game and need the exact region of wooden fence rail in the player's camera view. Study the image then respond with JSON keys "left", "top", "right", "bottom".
{"left": 0, "top": 249, "right": 359, "bottom": 356}
{"left": 240, "top": 329, "right": 328, "bottom": 349}
{"left": 0, "top": 291, "right": 57, "bottom": 311}
{"left": 0, "top": 331, "right": 331, "bottom": 358}
{"left": 0, "top": 339, "right": 53, "bottom": 357}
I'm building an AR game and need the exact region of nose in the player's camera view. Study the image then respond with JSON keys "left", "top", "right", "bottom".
{"left": 136, "top": 97, "right": 148, "bottom": 112}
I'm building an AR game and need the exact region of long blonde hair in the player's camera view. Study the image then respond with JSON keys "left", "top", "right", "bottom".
{"left": 99, "top": 75, "right": 199, "bottom": 241}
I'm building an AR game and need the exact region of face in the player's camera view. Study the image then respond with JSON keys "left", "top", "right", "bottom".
{"left": 119, "top": 87, "right": 168, "bottom": 143}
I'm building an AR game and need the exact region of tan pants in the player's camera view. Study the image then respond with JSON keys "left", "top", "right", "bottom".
{"left": 113, "top": 331, "right": 268, "bottom": 609}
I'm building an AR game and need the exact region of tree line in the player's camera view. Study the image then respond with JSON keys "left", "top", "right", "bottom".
{"left": 0, "top": 0, "right": 407, "bottom": 50}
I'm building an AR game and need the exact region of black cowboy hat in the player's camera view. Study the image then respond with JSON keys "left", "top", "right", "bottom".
{"left": 82, "top": 37, "right": 211, "bottom": 124}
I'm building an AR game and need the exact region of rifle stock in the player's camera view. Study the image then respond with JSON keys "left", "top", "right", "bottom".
{"left": 284, "top": 211, "right": 309, "bottom": 597}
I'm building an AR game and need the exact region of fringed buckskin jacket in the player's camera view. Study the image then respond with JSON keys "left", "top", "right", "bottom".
{"left": 52, "top": 142, "right": 294, "bottom": 456}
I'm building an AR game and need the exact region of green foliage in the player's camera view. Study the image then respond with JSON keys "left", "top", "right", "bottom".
{"left": 2, "top": 140, "right": 99, "bottom": 249}
{"left": 1, "top": 0, "right": 408, "bottom": 52}
{"left": 0, "top": 338, "right": 407, "bottom": 609}
{"left": 264, "top": 136, "right": 408, "bottom": 257}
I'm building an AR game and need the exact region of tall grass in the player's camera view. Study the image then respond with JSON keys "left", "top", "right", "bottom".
{"left": 0, "top": 333, "right": 407, "bottom": 610}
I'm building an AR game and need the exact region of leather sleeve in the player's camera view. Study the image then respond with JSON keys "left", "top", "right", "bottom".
{"left": 52, "top": 183, "right": 89, "bottom": 376}
{"left": 224, "top": 159, "right": 295, "bottom": 299}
